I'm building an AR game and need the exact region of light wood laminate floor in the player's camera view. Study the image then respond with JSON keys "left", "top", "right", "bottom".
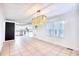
{"left": 0, "top": 37, "right": 79, "bottom": 56}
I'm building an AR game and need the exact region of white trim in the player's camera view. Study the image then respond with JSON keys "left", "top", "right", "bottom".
{"left": 34, "top": 35, "right": 79, "bottom": 51}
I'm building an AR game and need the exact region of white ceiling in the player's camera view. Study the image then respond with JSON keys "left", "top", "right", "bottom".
{"left": 1, "top": 3, "right": 77, "bottom": 24}
{"left": 2, "top": 3, "right": 51, "bottom": 23}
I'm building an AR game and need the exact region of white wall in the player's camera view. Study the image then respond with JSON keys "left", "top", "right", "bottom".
{"left": 64, "top": 10, "right": 79, "bottom": 50}
{"left": 34, "top": 4, "right": 79, "bottom": 51}
{"left": 0, "top": 5, "right": 5, "bottom": 52}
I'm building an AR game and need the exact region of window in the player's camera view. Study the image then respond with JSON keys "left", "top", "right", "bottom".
{"left": 46, "top": 21, "right": 64, "bottom": 39}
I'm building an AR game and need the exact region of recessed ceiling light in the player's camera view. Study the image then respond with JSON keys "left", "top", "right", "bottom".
{"left": 37, "top": 10, "right": 41, "bottom": 13}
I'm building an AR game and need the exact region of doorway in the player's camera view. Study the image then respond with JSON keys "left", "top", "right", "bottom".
{"left": 5, "top": 22, "right": 15, "bottom": 41}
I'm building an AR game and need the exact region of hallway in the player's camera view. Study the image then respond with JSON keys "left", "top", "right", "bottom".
{"left": 1, "top": 38, "right": 79, "bottom": 56}
{"left": 0, "top": 3, "right": 79, "bottom": 56}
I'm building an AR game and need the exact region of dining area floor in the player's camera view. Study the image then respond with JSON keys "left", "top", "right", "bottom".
{"left": 0, "top": 37, "right": 79, "bottom": 56}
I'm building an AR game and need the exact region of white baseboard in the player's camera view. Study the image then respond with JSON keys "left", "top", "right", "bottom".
{"left": 34, "top": 35, "right": 79, "bottom": 51}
